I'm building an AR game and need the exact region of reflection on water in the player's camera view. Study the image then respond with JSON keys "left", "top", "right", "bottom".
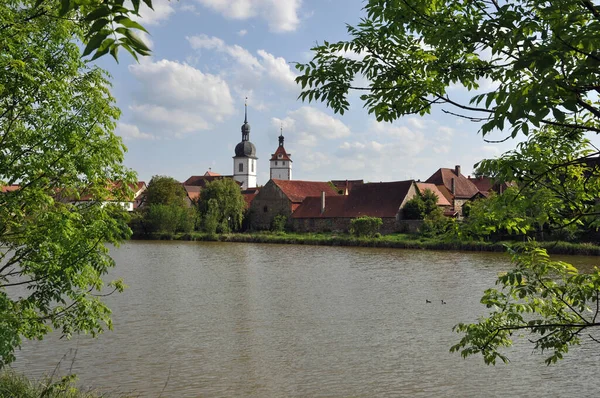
{"left": 12, "top": 242, "right": 600, "bottom": 397}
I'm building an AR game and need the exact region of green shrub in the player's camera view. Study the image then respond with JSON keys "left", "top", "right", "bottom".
{"left": 271, "top": 214, "right": 288, "bottom": 233}
{"left": 349, "top": 216, "right": 383, "bottom": 237}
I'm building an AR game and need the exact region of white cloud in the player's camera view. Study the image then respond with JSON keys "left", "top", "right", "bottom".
{"left": 238, "top": 29, "right": 248, "bottom": 36}
{"left": 135, "top": 0, "right": 175, "bottom": 25}
{"left": 127, "top": 59, "right": 235, "bottom": 137}
{"left": 407, "top": 117, "right": 425, "bottom": 130}
{"left": 195, "top": 0, "right": 302, "bottom": 32}
{"left": 286, "top": 107, "right": 351, "bottom": 140}
{"left": 257, "top": 50, "right": 297, "bottom": 90}
{"left": 187, "top": 35, "right": 298, "bottom": 92}
{"left": 117, "top": 123, "right": 157, "bottom": 140}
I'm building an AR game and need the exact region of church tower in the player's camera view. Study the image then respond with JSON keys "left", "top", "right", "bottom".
{"left": 270, "top": 127, "right": 292, "bottom": 180}
{"left": 233, "top": 101, "right": 257, "bottom": 189}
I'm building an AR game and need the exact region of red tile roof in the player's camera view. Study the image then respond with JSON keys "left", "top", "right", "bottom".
{"left": 415, "top": 183, "right": 452, "bottom": 206}
{"left": 468, "top": 176, "right": 493, "bottom": 192}
{"left": 204, "top": 170, "right": 221, "bottom": 176}
{"left": 1, "top": 185, "right": 20, "bottom": 193}
{"left": 292, "top": 180, "right": 416, "bottom": 218}
{"left": 272, "top": 179, "right": 339, "bottom": 203}
{"left": 184, "top": 185, "right": 202, "bottom": 202}
{"left": 425, "top": 168, "right": 479, "bottom": 199}
{"left": 270, "top": 146, "right": 292, "bottom": 161}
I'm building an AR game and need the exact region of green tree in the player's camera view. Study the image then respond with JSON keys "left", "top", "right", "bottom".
{"left": 296, "top": 0, "right": 600, "bottom": 138}
{"left": 297, "top": 0, "right": 600, "bottom": 364}
{"left": 403, "top": 189, "right": 440, "bottom": 220}
{"left": 143, "top": 175, "right": 188, "bottom": 208}
{"left": 197, "top": 179, "right": 246, "bottom": 233}
{"left": 464, "top": 126, "right": 600, "bottom": 240}
{"left": 0, "top": 0, "right": 136, "bottom": 367}
{"left": 134, "top": 176, "right": 195, "bottom": 235}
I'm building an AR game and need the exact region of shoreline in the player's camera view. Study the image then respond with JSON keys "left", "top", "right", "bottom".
{"left": 130, "top": 232, "right": 600, "bottom": 256}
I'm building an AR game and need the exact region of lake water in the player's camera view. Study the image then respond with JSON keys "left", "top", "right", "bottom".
{"left": 11, "top": 241, "right": 600, "bottom": 397}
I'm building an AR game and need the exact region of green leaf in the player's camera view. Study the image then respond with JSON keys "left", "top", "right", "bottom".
{"left": 114, "top": 16, "right": 149, "bottom": 33}
{"left": 84, "top": 6, "right": 111, "bottom": 22}
{"left": 82, "top": 31, "right": 110, "bottom": 57}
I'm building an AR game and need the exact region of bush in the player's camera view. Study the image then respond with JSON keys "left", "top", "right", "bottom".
{"left": 271, "top": 214, "right": 288, "bottom": 233}
{"left": 349, "top": 216, "right": 383, "bottom": 237}
{"left": 142, "top": 204, "right": 196, "bottom": 235}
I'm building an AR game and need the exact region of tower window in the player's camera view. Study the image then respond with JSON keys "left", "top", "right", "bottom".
{"left": 239, "top": 163, "right": 243, "bottom": 172}
{"left": 275, "top": 161, "right": 278, "bottom": 166}
{"left": 251, "top": 161, "right": 254, "bottom": 172}
{"left": 283, "top": 161, "right": 286, "bottom": 166}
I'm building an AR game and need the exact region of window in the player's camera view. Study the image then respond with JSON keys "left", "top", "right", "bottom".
{"left": 275, "top": 161, "right": 278, "bottom": 166}
{"left": 251, "top": 160, "right": 254, "bottom": 172}
{"left": 239, "top": 163, "right": 243, "bottom": 172}
{"left": 278, "top": 154, "right": 282, "bottom": 159}
{"left": 283, "top": 161, "right": 286, "bottom": 166}
{"left": 263, "top": 206, "right": 268, "bottom": 213}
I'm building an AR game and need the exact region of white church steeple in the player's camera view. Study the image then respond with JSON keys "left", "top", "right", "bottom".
{"left": 233, "top": 99, "right": 257, "bottom": 189}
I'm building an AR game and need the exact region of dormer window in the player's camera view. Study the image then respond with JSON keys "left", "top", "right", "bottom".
{"left": 278, "top": 154, "right": 283, "bottom": 159}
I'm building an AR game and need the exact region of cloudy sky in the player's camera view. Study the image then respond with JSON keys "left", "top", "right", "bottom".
{"left": 99, "top": 0, "right": 524, "bottom": 185}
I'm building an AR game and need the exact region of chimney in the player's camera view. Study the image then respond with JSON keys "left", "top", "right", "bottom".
{"left": 451, "top": 177, "right": 456, "bottom": 195}
{"left": 321, "top": 191, "right": 326, "bottom": 214}
{"left": 455, "top": 165, "right": 461, "bottom": 176}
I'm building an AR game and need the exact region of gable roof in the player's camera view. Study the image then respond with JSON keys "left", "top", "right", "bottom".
{"left": 416, "top": 182, "right": 452, "bottom": 206}
{"left": 272, "top": 179, "right": 338, "bottom": 203}
{"left": 204, "top": 170, "right": 221, "bottom": 176}
{"left": 292, "top": 180, "right": 416, "bottom": 219}
{"left": 270, "top": 146, "right": 292, "bottom": 161}
{"left": 425, "top": 168, "right": 479, "bottom": 199}
{"left": 184, "top": 185, "right": 202, "bottom": 202}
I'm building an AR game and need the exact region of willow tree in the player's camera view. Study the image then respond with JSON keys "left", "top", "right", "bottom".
{"left": 0, "top": 0, "right": 149, "bottom": 366}
{"left": 296, "top": 0, "right": 600, "bottom": 364}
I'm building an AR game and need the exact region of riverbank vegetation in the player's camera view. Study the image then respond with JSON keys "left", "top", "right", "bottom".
{"left": 0, "top": 371, "right": 129, "bottom": 398}
{"left": 132, "top": 230, "right": 600, "bottom": 256}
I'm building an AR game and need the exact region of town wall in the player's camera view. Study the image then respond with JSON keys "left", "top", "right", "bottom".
{"left": 292, "top": 217, "right": 423, "bottom": 235}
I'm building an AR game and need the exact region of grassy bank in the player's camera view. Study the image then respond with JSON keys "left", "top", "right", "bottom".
{"left": 0, "top": 371, "right": 130, "bottom": 398}
{"left": 132, "top": 231, "right": 600, "bottom": 256}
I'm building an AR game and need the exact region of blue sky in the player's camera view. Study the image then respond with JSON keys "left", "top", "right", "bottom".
{"left": 99, "top": 0, "right": 524, "bottom": 185}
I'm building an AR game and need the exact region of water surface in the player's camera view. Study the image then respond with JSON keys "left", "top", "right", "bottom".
{"left": 12, "top": 241, "right": 600, "bottom": 397}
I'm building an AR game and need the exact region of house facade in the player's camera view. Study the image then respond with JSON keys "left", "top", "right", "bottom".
{"left": 249, "top": 179, "right": 339, "bottom": 230}
{"left": 425, "top": 165, "right": 479, "bottom": 215}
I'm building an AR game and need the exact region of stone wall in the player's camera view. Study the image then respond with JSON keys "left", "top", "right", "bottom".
{"left": 248, "top": 181, "right": 292, "bottom": 230}
{"left": 292, "top": 217, "right": 423, "bottom": 235}
{"left": 453, "top": 198, "right": 470, "bottom": 216}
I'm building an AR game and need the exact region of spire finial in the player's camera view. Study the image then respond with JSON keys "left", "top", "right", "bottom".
{"left": 278, "top": 123, "right": 284, "bottom": 147}
{"left": 244, "top": 97, "right": 248, "bottom": 123}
